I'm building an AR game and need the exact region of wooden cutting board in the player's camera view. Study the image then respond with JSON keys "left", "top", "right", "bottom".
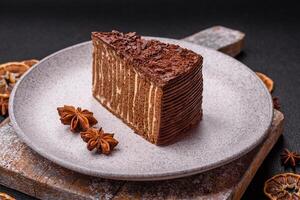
{"left": 0, "top": 26, "right": 284, "bottom": 200}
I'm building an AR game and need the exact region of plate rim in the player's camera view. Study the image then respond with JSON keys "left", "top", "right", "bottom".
{"left": 9, "top": 38, "right": 273, "bottom": 181}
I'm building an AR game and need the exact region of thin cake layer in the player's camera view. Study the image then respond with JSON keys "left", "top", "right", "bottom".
{"left": 92, "top": 31, "right": 203, "bottom": 145}
{"left": 159, "top": 66, "right": 203, "bottom": 145}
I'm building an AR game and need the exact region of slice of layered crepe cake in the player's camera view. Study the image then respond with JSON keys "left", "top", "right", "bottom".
{"left": 92, "top": 31, "right": 203, "bottom": 145}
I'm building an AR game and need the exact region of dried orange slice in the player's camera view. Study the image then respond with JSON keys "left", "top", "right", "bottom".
{"left": 0, "top": 192, "right": 16, "bottom": 200}
{"left": 0, "top": 62, "right": 29, "bottom": 75}
{"left": 0, "top": 60, "right": 37, "bottom": 116}
{"left": 0, "top": 97, "right": 9, "bottom": 116}
{"left": 21, "top": 59, "right": 39, "bottom": 67}
{"left": 0, "top": 82, "right": 10, "bottom": 115}
{"left": 256, "top": 72, "right": 274, "bottom": 93}
{"left": 264, "top": 173, "right": 300, "bottom": 200}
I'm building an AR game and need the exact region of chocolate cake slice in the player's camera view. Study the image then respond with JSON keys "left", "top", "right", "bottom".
{"left": 92, "top": 31, "right": 203, "bottom": 145}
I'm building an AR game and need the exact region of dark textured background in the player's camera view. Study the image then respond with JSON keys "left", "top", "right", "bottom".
{"left": 0, "top": 0, "right": 299, "bottom": 199}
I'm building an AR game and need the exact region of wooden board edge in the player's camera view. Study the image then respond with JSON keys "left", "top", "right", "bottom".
{"left": 219, "top": 38, "right": 245, "bottom": 57}
{"left": 232, "top": 110, "right": 284, "bottom": 200}
{"left": 183, "top": 25, "right": 245, "bottom": 57}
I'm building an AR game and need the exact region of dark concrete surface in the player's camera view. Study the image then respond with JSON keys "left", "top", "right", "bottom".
{"left": 0, "top": 0, "right": 299, "bottom": 199}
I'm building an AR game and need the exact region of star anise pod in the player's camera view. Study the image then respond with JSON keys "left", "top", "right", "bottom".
{"left": 57, "top": 105, "right": 98, "bottom": 132}
{"left": 81, "top": 127, "right": 118, "bottom": 155}
{"left": 281, "top": 148, "right": 300, "bottom": 168}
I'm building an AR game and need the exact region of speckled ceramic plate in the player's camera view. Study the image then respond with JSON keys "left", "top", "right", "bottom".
{"left": 9, "top": 37, "right": 273, "bottom": 181}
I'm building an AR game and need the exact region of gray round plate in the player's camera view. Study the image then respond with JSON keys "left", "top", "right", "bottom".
{"left": 9, "top": 37, "right": 273, "bottom": 181}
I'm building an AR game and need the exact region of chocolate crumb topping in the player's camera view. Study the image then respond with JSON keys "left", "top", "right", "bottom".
{"left": 92, "top": 31, "right": 202, "bottom": 85}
